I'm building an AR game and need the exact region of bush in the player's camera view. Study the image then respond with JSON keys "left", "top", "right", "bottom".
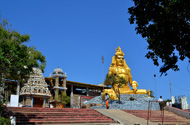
{"left": 0, "top": 117, "right": 10, "bottom": 125}
{"left": 0, "top": 99, "right": 10, "bottom": 125}
{"left": 59, "top": 92, "right": 70, "bottom": 105}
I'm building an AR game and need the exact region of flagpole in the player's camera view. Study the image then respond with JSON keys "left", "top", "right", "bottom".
{"left": 102, "top": 56, "right": 104, "bottom": 90}
{"left": 154, "top": 74, "right": 157, "bottom": 99}
{"left": 169, "top": 71, "right": 172, "bottom": 98}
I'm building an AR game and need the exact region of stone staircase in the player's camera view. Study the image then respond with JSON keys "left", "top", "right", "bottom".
{"left": 9, "top": 107, "right": 118, "bottom": 124}
{"left": 123, "top": 110, "right": 190, "bottom": 124}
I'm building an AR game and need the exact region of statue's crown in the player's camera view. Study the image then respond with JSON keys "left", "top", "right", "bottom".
{"left": 115, "top": 46, "right": 124, "bottom": 56}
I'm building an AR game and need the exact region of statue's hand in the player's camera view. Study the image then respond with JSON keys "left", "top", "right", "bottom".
{"left": 132, "top": 81, "right": 138, "bottom": 87}
{"left": 132, "top": 81, "right": 138, "bottom": 93}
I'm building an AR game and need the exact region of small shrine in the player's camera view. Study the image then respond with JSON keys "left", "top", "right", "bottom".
{"left": 20, "top": 68, "right": 51, "bottom": 108}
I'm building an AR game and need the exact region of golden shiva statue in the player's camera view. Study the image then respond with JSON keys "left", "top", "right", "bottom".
{"left": 102, "top": 47, "right": 147, "bottom": 100}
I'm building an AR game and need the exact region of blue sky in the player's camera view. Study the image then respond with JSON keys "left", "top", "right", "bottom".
{"left": 1, "top": 0, "right": 190, "bottom": 101}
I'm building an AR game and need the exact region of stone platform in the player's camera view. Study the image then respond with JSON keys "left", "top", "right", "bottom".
{"left": 84, "top": 94, "right": 160, "bottom": 110}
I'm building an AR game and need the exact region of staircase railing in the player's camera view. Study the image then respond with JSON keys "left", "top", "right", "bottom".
{"left": 147, "top": 100, "right": 164, "bottom": 125}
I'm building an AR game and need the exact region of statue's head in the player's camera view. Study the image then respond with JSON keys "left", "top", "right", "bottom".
{"left": 115, "top": 47, "right": 125, "bottom": 66}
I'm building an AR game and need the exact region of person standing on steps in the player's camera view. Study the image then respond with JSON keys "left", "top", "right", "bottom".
{"left": 105, "top": 93, "right": 109, "bottom": 109}
{"left": 158, "top": 96, "right": 164, "bottom": 110}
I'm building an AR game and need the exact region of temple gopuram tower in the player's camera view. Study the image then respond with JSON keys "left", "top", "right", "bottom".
{"left": 20, "top": 68, "right": 51, "bottom": 108}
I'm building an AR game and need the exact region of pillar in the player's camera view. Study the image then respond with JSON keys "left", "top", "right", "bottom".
{"left": 63, "top": 77, "right": 67, "bottom": 93}
{"left": 31, "top": 96, "right": 33, "bottom": 107}
{"left": 16, "top": 80, "right": 20, "bottom": 107}
{"left": 23, "top": 97, "right": 24, "bottom": 105}
{"left": 44, "top": 98, "right": 46, "bottom": 108}
{"left": 86, "top": 87, "right": 89, "bottom": 96}
{"left": 54, "top": 76, "right": 59, "bottom": 101}
{"left": 48, "top": 98, "right": 49, "bottom": 107}
{"left": 16, "top": 80, "right": 20, "bottom": 95}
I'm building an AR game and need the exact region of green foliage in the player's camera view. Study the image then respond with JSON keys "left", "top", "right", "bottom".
{"left": 0, "top": 19, "right": 46, "bottom": 81}
{"left": 0, "top": 99, "right": 10, "bottom": 124}
{"left": 150, "top": 90, "right": 155, "bottom": 98}
{"left": 163, "top": 99, "right": 172, "bottom": 107}
{"left": 59, "top": 92, "right": 70, "bottom": 105}
{"left": 104, "top": 74, "right": 127, "bottom": 103}
{"left": 128, "top": 0, "right": 190, "bottom": 75}
{"left": 0, "top": 100, "right": 5, "bottom": 117}
{"left": 104, "top": 74, "right": 127, "bottom": 87}
{"left": 54, "top": 96, "right": 58, "bottom": 101}
{"left": 0, "top": 117, "right": 10, "bottom": 125}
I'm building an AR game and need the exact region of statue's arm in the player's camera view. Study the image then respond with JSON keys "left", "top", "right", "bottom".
{"left": 108, "top": 66, "right": 116, "bottom": 75}
{"left": 108, "top": 69, "right": 112, "bottom": 75}
{"left": 128, "top": 68, "right": 132, "bottom": 86}
{"left": 129, "top": 75, "right": 132, "bottom": 86}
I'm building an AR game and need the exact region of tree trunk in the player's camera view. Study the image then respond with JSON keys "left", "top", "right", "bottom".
{"left": 118, "top": 87, "right": 121, "bottom": 104}
{"left": 112, "top": 86, "right": 119, "bottom": 100}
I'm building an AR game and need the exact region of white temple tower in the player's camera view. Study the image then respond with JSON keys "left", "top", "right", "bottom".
{"left": 20, "top": 68, "right": 51, "bottom": 108}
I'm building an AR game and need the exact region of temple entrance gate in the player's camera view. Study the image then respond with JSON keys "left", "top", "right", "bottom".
{"left": 33, "top": 97, "right": 44, "bottom": 108}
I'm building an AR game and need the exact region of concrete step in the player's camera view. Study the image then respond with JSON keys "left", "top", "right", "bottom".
{"left": 9, "top": 107, "right": 117, "bottom": 124}
{"left": 10, "top": 107, "right": 93, "bottom": 111}
{"left": 122, "top": 109, "right": 190, "bottom": 124}
{"left": 15, "top": 114, "right": 107, "bottom": 118}
{"left": 14, "top": 112, "right": 101, "bottom": 115}
{"left": 16, "top": 120, "right": 118, "bottom": 125}
{"left": 16, "top": 118, "right": 114, "bottom": 122}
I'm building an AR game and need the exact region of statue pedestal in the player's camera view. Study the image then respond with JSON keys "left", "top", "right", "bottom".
{"left": 120, "top": 94, "right": 147, "bottom": 101}
{"left": 85, "top": 94, "right": 160, "bottom": 110}
{"left": 102, "top": 88, "right": 147, "bottom": 100}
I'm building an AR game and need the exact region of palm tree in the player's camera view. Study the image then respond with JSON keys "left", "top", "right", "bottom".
{"left": 104, "top": 74, "right": 127, "bottom": 104}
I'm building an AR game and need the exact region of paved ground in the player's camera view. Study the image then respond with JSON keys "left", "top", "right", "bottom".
{"left": 95, "top": 109, "right": 158, "bottom": 125}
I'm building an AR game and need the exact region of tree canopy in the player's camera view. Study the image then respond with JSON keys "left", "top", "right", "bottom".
{"left": 104, "top": 74, "right": 127, "bottom": 103}
{"left": 128, "top": 0, "right": 190, "bottom": 75}
{"left": 0, "top": 19, "right": 46, "bottom": 81}
{"left": 59, "top": 92, "right": 70, "bottom": 105}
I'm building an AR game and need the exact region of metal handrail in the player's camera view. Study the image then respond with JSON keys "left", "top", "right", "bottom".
{"left": 147, "top": 100, "right": 164, "bottom": 125}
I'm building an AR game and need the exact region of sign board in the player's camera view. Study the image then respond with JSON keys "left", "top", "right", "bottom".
{"left": 10, "top": 95, "right": 19, "bottom": 107}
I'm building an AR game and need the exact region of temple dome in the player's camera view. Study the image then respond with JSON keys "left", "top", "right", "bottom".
{"left": 53, "top": 68, "right": 64, "bottom": 75}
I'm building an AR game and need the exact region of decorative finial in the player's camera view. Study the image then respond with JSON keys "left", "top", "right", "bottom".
{"left": 102, "top": 56, "right": 104, "bottom": 64}
{"left": 115, "top": 46, "right": 124, "bottom": 56}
